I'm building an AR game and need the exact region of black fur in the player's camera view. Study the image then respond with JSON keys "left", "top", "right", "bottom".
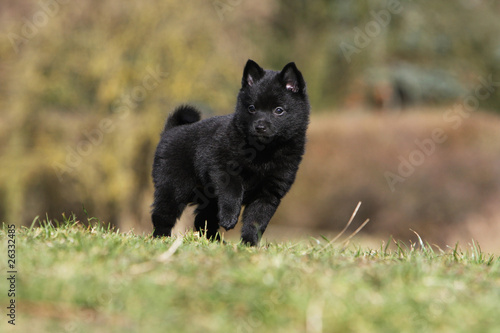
{"left": 163, "top": 105, "right": 201, "bottom": 131}
{"left": 151, "top": 60, "right": 310, "bottom": 245}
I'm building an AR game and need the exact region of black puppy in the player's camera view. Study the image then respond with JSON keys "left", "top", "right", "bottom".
{"left": 151, "top": 60, "right": 310, "bottom": 245}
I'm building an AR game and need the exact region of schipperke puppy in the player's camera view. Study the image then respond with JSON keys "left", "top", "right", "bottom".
{"left": 151, "top": 60, "right": 310, "bottom": 245}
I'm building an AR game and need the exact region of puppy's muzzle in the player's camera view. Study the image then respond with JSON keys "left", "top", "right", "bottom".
{"left": 253, "top": 119, "right": 270, "bottom": 134}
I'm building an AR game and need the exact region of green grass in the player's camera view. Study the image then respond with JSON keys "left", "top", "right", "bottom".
{"left": 1, "top": 216, "right": 500, "bottom": 333}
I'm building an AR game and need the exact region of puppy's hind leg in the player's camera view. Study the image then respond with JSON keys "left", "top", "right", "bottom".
{"left": 151, "top": 189, "right": 183, "bottom": 238}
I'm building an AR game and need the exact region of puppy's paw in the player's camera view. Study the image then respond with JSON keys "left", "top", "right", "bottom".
{"left": 219, "top": 215, "right": 239, "bottom": 231}
{"left": 240, "top": 231, "right": 258, "bottom": 246}
{"left": 153, "top": 228, "right": 172, "bottom": 238}
{"left": 240, "top": 223, "right": 261, "bottom": 246}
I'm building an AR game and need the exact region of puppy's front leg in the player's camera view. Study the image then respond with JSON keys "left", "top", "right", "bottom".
{"left": 240, "top": 196, "right": 280, "bottom": 246}
{"left": 213, "top": 173, "right": 243, "bottom": 231}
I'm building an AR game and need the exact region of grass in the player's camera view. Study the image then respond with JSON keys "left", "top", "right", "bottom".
{"left": 1, "top": 215, "right": 500, "bottom": 333}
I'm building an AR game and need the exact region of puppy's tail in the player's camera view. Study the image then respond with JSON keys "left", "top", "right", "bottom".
{"left": 163, "top": 105, "right": 201, "bottom": 132}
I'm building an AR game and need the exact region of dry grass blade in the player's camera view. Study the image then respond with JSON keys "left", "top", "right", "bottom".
{"left": 342, "top": 218, "right": 370, "bottom": 248}
{"left": 319, "top": 201, "right": 362, "bottom": 252}
{"left": 158, "top": 236, "right": 184, "bottom": 262}
{"left": 130, "top": 236, "right": 184, "bottom": 274}
{"left": 410, "top": 229, "right": 426, "bottom": 250}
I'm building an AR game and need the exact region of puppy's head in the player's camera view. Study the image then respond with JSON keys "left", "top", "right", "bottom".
{"left": 234, "top": 60, "right": 310, "bottom": 144}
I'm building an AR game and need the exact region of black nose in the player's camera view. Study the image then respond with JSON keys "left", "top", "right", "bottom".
{"left": 254, "top": 120, "right": 267, "bottom": 133}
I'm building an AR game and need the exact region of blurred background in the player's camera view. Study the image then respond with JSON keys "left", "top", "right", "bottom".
{"left": 2, "top": 0, "right": 500, "bottom": 251}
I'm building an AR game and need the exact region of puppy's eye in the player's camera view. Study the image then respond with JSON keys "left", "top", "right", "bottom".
{"left": 248, "top": 105, "right": 256, "bottom": 114}
{"left": 273, "top": 107, "right": 285, "bottom": 116}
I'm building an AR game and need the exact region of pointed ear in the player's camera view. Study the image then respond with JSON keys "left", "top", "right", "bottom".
{"left": 280, "top": 62, "right": 306, "bottom": 93}
{"left": 242, "top": 59, "right": 265, "bottom": 88}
